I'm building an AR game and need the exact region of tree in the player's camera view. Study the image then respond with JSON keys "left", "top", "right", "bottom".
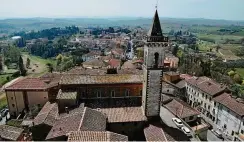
{"left": 172, "top": 45, "right": 179, "bottom": 56}
{"left": 26, "top": 58, "right": 30, "bottom": 68}
{"left": 18, "top": 56, "right": 27, "bottom": 76}
{"left": 233, "top": 74, "right": 242, "bottom": 84}
{"left": 46, "top": 63, "right": 54, "bottom": 73}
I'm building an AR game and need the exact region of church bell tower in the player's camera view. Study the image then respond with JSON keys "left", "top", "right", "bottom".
{"left": 142, "top": 9, "right": 169, "bottom": 117}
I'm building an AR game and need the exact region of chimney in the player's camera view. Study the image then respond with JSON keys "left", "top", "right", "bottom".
{"left": 65, "top": 107, "right": 69, "bottom": 114}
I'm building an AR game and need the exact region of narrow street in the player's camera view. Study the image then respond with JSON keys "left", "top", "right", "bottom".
{"left": 207, "top": 130, "right": 222, "bottom": 141}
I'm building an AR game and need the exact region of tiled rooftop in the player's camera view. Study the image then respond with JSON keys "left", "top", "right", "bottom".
{"left": 144, "top": 124, "right": 167, "bottom": 141}
{"left": 46, "top": 106, "right": 107, "bottom": 140}
{"left": 33, "top": 102, "right": 58, "bottom": 126}
{"left": 186, "top": 76, "right": 226, "bottom": 96}
{"left": 214, "top": 93, "right": 244, "bottom": 116}
{"left": 0, "top": 125, "right": 24, "bottom": 140}
{"left": 164, "top": 98, "right": 200, "bottom": 118}
{"left": 67, "top": 131, "right": 128, "bottom": 141}
{"left": 46, "top": 107, "right": 85, "bottom": 140}
{"left": 56, "top": 90, "right": 77, "bottom": 100}
{"left": 6, "top": 78, "right": 47, "bottom": 90}
{"left": 60, "top": 74, "right": 143, "bottom": 85}
{"left": 97, "top": 107, "right": 147, "bottom": 123}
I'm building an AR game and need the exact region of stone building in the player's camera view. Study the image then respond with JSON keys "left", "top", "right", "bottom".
{"left": 5, "top": 78, "right": 49, "bottom": 117}
{"left": 59, "top": 74, "right": 143, "bottom": 108}
{"left": 142, "top": 9, "right": 169, "bottom": 117}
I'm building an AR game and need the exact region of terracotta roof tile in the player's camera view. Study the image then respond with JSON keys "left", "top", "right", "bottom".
{"left": 33, "top": 102, "right": 58, "bottom": 126}
{"left": 144, "top": 124, "right": 167, "bottom": 141}
{"left": 213, "top": 93, "right": 244, "bottom": 116}
{"left": 56, "top": 90, "right": 77, "bottom": 100}
{"left": 80, "top": 107, "right": 107, "bottom": 131}
{"left": 165, "top": 99, "right": 200, "bottom": 118}
{"left": 46, "top": 106, "right": 107, "bottom": 140}
{"left": 60, "top": 74, "right": 143, "bottom": 85}
{"left": 6, "top": 78, "right": 47, "bottom": 90}
{"left": 68, "top": 131, "right": 128, "bottom": 141}
{"left": 121, "top": 61, "right": 137, "bottom": 69}
{"left": 186, "top": 76, "right": 226, "bottom": 96}
{"left": 97, "top": 107, "right": 147, "bottom": 123}
{"left": 108, "top": 59, "right": 121, "bottom": 68}
{"left": 0, "top": 125, "right": 24, "bottom": 140}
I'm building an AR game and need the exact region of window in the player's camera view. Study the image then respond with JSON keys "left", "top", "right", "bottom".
{"left": 125, "top": 90, "right": 130, "bottom": 97}
{"left": 11, "top": 97, "right": 13, "bottom": 100}
{"left": 232, "top": 131, "right": 235, "bottom": 136}
{"left": 44, "top": 97, "right": 47, "bottom": 99}
{"left": 140, "top": 90, "right": 142, "bottom": 96}
{"left": 97, "top": 90, "right": 102, "bottom": 98}
{"left": 208, "top": 105, "right": 210, "bottom": 110}
{"left": 209, "top": 97, "right": 212, "bottom": 101}
{"left": 154, "top": 52, "right": 159, "bottom": 68}
{"left": 111, "top": 90, "right": 115, "bottom": 97}
{"left": 204, "top": 103, "right": 206, "bottom": 108}
{"left": 12, "top": 104, "right": 15, "bottom": 107}
{"left": 241, "top": 130, "right": 244, "bottom": 134}
{"left": 214, "top": 102, "right": 216, "bottom": 106}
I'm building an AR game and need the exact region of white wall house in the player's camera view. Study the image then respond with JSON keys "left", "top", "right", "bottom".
{"left": 185, "top": 76, "right": 226, "bottom": 125}
{"left": 214, "top": 92, "right": 244, "bottom": 140}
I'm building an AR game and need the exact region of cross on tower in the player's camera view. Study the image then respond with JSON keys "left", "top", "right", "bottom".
{"left": 156, "top": 0, "right": 159, "bottom": 9}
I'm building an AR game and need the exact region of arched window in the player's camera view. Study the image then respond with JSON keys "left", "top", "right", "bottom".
{"left": 154, "top": 52, "right": 159, "bottom": 68}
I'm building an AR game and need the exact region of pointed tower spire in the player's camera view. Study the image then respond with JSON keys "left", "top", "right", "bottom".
{"left": 147, "top": 9, "right": 163, "bottom": 37}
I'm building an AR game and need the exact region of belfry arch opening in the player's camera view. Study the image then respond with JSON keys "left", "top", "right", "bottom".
{"left": 154, "top": 52, "right": 159, "bottom": 68}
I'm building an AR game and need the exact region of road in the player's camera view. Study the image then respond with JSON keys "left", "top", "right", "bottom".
{"left": 126, "top": 40, "right": 134, "bottom": 60}
{"left": 207, "top": 130, "right": 222, "bottom": 141}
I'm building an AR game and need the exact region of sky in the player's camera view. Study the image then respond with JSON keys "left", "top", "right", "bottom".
{"left": 0, "top": 0, "right": 244, "bottom": 20}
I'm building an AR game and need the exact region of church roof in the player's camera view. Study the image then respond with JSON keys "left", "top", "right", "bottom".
{"left": 147, "top": 10, "right": 163, "bottom": 37}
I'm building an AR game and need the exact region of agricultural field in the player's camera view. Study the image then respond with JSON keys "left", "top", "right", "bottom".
{"left": 198, "top": 33, "right": 243, "bottom": 43}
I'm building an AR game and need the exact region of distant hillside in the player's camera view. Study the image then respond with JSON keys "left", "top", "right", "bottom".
{"left": 1, "top": 17, "right": 244, "bottom": 34}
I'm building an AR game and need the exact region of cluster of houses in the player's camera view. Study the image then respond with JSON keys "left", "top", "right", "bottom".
{"left": 1, "top": 9, "right": 244, "bottom": 142}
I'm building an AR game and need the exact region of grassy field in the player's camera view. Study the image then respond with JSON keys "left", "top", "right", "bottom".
{"left": 236, "top": 68, "right": 244, "bottom": 78}
{"left": 22, "top": 53, "right": 56, "bottom": 77}
{"left": 198, "top": 41, "right": 215, "bottom": 52}
{"left": 0, "top": 93, "right": 7, "bottom": 110}
{"left": 198, "top": 34, "right": 243, "bottom": 42}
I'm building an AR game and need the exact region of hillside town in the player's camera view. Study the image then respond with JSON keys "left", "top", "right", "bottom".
{"left": 0, "top": 4, "right": 244, "bottom": 142}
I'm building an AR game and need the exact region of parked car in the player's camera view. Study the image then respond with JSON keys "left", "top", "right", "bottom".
{"left": 212, "top": 129, "right": 223, "bottom": 139}
{"left": 181, "top": 126, "right": 192, "bottom": 137}
{"left": 1, "top": 109, "right": 7, "bottom": 117}
{"left": 172, "top": 118, "right": 183, "bottom": 128}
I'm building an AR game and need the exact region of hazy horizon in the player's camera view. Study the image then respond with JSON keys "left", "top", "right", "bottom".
{"left": 1, "top": 0, "right": 244, "bottom": 21}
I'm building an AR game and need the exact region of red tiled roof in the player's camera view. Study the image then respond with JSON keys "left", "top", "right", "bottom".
{"left": 68, "top": 131, "right": 128, "bottom": 141}
{"left": 97, "top": 107, "right": 147, "bottom": 123}
{"left": 165, "top": 99, "right": 200, "bottom": 118}
{"left": 180, "top": 74, "right": 192, "bottom": 80}
{"left": 186, "top": 76, "right": 226, "bottom": 96}
{"left": 108, "top": 59, "right": 121, "bottom": 68}
{"left": 46, "top": 107, "right": 107, "bottom": 140}
{"left": 6, "top": 78, "right": 47, "bottom": 90}
{"left": 33, "top": 102, "right": 58, "bottom": 126}
{"left": 144, "top": 124, "right": 167, "bottom": 141}
{"left": 121, "top": 61, "right": 137, "bottom": 69}
{"left": 213, "top": 93, "right": 244, "bottom": 116}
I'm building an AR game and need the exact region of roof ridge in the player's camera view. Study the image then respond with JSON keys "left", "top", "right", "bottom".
{"left": 78, "top": 107, "right": 87, "bottom": 130}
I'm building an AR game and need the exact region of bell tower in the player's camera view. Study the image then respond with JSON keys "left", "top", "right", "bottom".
{"left": 142, "top": 9, "right": 169, "bottom": 117}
